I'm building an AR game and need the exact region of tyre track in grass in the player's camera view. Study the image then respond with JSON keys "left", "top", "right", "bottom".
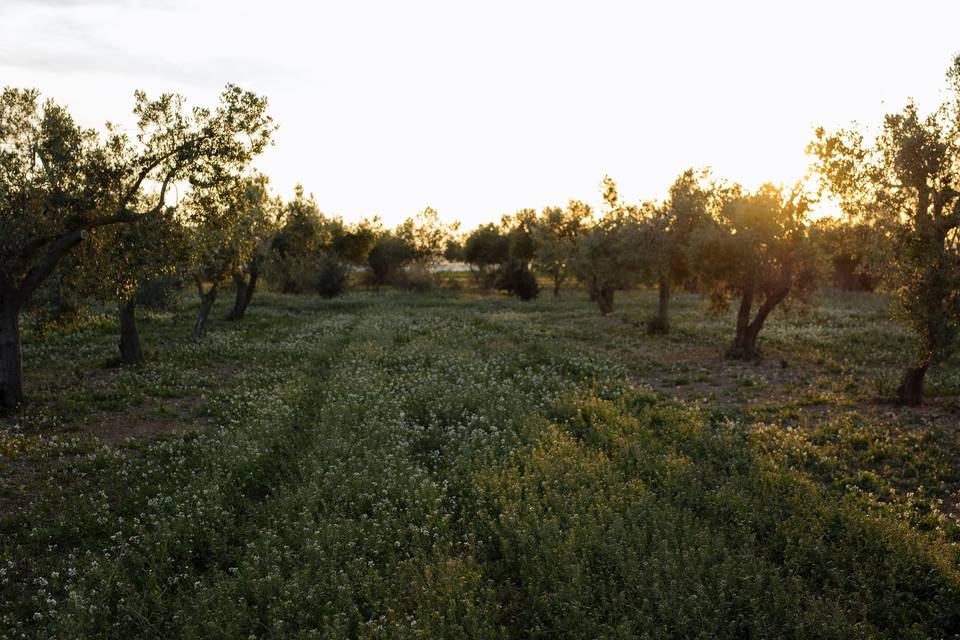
{"left": 125, "top": 302, "right": 592, "bottom": 639}
{"left": 1, "top": 314, "right": 356, "bottom": 639}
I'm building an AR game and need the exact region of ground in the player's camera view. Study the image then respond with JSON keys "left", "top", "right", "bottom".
{"left": 1, "top": 286, "right": 958, "bottom": 639}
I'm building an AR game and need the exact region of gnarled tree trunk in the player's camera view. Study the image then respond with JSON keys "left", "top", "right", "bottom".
{"left": 226, "top": 268, "right": 259, "bottom": 321}
{"left": 726, "top": 275, "right": 791, "bottom": 360}
{"left": 117, "top": 299, "right": 144, "bottom": 366}
{"left": 193, "top": 281, "right": 220, "bottom": 340}
{"left": 727, "top": 277, "right": 757, "bottom": 359}
{"left": 647, "top": 275, "right": 671, "bottom": 334}
{"left": 596, "top": 285, "right": 615, "bottom": 315}
{"left": 897, "top": 362, "right": 929, "bottom": 406}
{"left": 0, "top": 298, "right": 23, "bottom": 411}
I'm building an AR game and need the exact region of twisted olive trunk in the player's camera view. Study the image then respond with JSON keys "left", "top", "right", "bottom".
{"left": 897, "top": 363, "right": 929, "bottom": 406}
{"left": 193, "top": 281, "right": 220, "bottom": 340}
{"left": 727, "top": 275, "right": 757, "bottom": 359}
{"left": 596, "top": 286, "right": 615, "bottom": 315}
{"left": 0, "top": 298, "right": 23, "bottom": 411}
{"left": 226, "top": 269, "right": 258, "bottom": 321}
{"left": 646, "top": 275, "right": 670, "bottom": 334}
{"left": 117, "top": 299, "right": 144, "bottom": 366}
{"left": 726, "top": 274, "right": 791, "bottom": 360}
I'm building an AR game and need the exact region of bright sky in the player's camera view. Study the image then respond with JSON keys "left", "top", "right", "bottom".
{"left": 1, "top": 0, "right": 958, "bottom": 228}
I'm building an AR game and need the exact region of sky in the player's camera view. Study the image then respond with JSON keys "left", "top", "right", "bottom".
{"left": 1, "top": 0, "right": 959, "bottom": 228}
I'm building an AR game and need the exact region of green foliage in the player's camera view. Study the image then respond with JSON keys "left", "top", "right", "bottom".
{"left": 94, "top": 207, "right": 192, "bottom": 306}
{"left": 364, "top": 209, "right": 455, "bottom": 288}
{"left": 0, "top": 84, "right": 272, "bottom": 406}
{"left": 501, "top": 208, "right": 537, "bottom": 263}
{"left": 23, "top": 257, "right": 93, "bottom": 330}
{"left": 463, "top": 224, "right": 509, "bottom": 287}
{"left": 531, "top": 201, "right": 591, "bottom": 295}
{"left": 810, "top": 55, "right": 960, "bottom": 402}
{"left": 366, "top": 233, "right": 418, "bottom": 286}
{"left": 187, "top": 173, "right": 274, "bottom": 289}
{"left": 691, "top": 183, "right": 818, "bottom": 358}
{"left": 495, "top": 257, "right": 540, "bottom": 300}
{"left": 571, "top": 177, "right": 648, "bottom": 314}
{"left": 656, "top": 168, "right": 715, "bottom": 283}
{"left": 395, "top": 206, "right": 457, "bottom": 267}
{"left": 331, "top": 219, "right": 376, "bottom": 266}
{"left": 315, "top": 253, "right": 348, "bottom": 298}
{"left": 809, "top": 218, "right": 880, "bottom": 292}
{"left": 265, "top": 186, "right": 369, "bottom": 294}
{"left": 0, "top": 84, "right": 273, "bottom": 304}
{"left": 443, "top": 238, "right": 464, "bottom": 263}
{"left": 133, "top": 274, "right": 184, "bottom": 311}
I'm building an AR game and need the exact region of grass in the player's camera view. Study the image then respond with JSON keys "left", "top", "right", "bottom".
{"left": 1, "top": 286, "right": 959, "bottom": 638}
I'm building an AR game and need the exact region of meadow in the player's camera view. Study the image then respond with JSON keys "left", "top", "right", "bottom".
{"left": 1, "top": 285, "right": 959, "bottom": 639}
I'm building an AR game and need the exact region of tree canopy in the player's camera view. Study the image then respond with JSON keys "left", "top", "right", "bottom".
{"left": 810, "top": 54, "right": 960, "bottom": 403}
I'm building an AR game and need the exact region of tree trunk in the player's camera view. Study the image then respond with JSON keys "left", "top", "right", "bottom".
{"left": 586, "top": 277, "right": 596, "bottom": 302}
{"left": 117, "top": 299, "right": 144, "bottom": 366}
{"left": 226, "top": 273, "right": 246, "bottom": 321}
{"left": 226, "top": 268, "right": 257, "bottom": 321}
{"left": 553, "top": 275, "right": 561, "bottom": 297}
{"left": 727, "top": 276, "right": 792, "bottom": 360}
{"left": 0, "top": 300, "right": 23, "bottom": 411}
{"left": 726, "top": 280, "right": 756, "bottom": 359}
{"left": 647, "top": 275, "right": 671, "bottom": 334}
{"left": 596, "top": 286, "right": 615, "bottom": 315}
{"left": 241, "top": 269, "right": 258, "bottom": 313}
{"left": 897, "top": 363, "right": 929, "bottom": 406}
{"left": 658, "top": 276, "right": 670, "bottom": 327}
{"left": 193, "top": 282, "right": 219, "bottom": 340}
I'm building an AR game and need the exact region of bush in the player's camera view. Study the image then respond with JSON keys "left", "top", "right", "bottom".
{"left": 496, "top": 259, "right": 539, "bottom": 300}
{"left": 645, "top": 314, "right": 669, "bottom": 335}
{"left": 403, "top": 262, "right": 435, "bottom": 292}
{"left": 316, "top": 254, "right": 348, "bottom": 298}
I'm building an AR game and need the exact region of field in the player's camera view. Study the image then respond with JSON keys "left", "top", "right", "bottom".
{"left": 2, "top": 286, "right": 960, "bottom": 639}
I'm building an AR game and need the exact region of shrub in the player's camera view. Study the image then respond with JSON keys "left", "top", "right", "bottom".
{"left": 403, "top": 262, "right": 435, "bottom": 292}
{"left": 496, "top": 259, "right": 540, "bottom": 300}
{"left": 316, "top": 253, "right": 348, "bottom": 298}
{"left": 645, "top": 314, "right": 670, "bottom": 335}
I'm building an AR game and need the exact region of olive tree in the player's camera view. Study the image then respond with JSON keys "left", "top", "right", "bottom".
{"left": 266, "top": 187, "right": 375, "bottom": 297}
{"left": 265, "top": 185, "right": 325, "bottom": 294}
{"left": 92, "top": 208, "right": 191, "bottom": 364}
{"left": 571, "top": 177, "right": 647, "bottom": 315}
{"left": 808, "top": 217, "right": 880, "bottom": 292}
{"left": 0, "top": 85, "right": 272, "bottom": 409}
{"left": 646, "top": 169, "right": 714, "bottom": 333}
{"left": 368, "top": 208, "right": 455, "bottom": 288}
{"left": 691, "top": 183, "right": 817, "bottom": 360}
{"left": 809, "top": 56, "right": 960, "bottom": 404}
{"left": 463, "top": 224, "right": 509, "bottom": 288}
{"left": 532, "top": 200, "right": 591, "bottom": 297}
{"left": 226, "top": 188, "right": 280, "bottom": 321}
{"left": 396, "top": 206, "right": 458, "bottom": 267}
{"left": 186, "top": 174, "right": 272, "bottom": 339}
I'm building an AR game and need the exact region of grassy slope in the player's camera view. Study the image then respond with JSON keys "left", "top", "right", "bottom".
{"left": 1, "top": 287, "right": 958, "bottom": 639}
